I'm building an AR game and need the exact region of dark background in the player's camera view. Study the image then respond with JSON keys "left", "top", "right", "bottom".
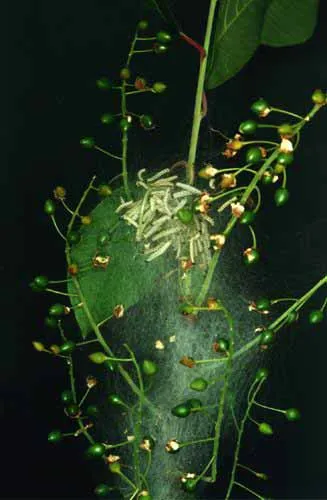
{"left": 2, "top": 0, "right": 327, "bottom": 498}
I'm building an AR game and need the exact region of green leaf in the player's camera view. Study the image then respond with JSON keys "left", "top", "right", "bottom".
{"left": 67, "top": 187, "right": 168, "bottom": 338}
{"left": 205, "top": 0, "right": 271, "bottom": 90}
{"left": 261, "top": 0, "right": 319, "bottom": 47}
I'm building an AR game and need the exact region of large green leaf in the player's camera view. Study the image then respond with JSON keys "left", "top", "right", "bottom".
{"left": 67, "top": 187, "right": 167, "bottom": 338}
{"left": 205, "top": 0, "right": 271, "bottom": 89}
{"left": 261, "top": 0, "right": 320, "bottom": 47}
{"left": 205, "top": 0, "right": 319, "bottom": 90}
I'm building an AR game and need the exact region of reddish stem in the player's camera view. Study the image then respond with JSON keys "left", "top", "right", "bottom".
{"left": 180, "top": 32, "right": 208, "bottom": 117}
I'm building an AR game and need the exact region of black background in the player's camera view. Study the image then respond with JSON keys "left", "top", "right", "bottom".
{"left": 2, "top": 0, "right": 327, "bottom": 498}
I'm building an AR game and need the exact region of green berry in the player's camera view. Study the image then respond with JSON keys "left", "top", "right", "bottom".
{"left": 59, "top": 340, "right": 76, "bottom": 354}
{"left": 98, "top": 184, "right": 112, "bottom": 197}
{"left": 86, "top": 442, "right": 106, "bottom": 458}
{"left": 137, "top": 20, "right": 149, "bottom": 31}
{"left": 109, "top": 462, "right": 121, "bottom": 474}
{"left": 182, "top": 479, "right": 197, "bottom": 492}
{"left": 309, "top": 309, "right": 324, "bottom": 324}
{"left": 251, "top": 98, "right": 269, "bottom": 116}
{"left": 94, "top": 484, "right": 111, "bottom": 497}
{"left": 65, "top": 404, "right": 81, "bottom": 418}
{"left": 61, "top": 390, "right": 73, "bottom": 404}
{"left": 285, "top": 408, "right": 301, "bottom": 421}
{"left": 142, "top": 359, "right": 158, "bottom": 376}
{"left": 120, "top": 67, "right": 131, "bottom": 80}
{"left": 190, "top": 377, "right": 208, "bottom": 392}
{"left": 176, "top": 208, "right": 193, "bottom": 224}
{"left": 89, "top": 352, "right": 108, "bottom": 364}
{"left": 246, "top": 147, "right": 263, "bottom": 164}
{"left": 186, "top": 398, "right": 202, "bottom": 410}
{"left": 256, "top": 368, "right": 269, "bottom": 380}
{"left": 239, "top": 210, "right": 256, "bottom": 225}
{"left": 156, "top": 30, "right": 172, "bottom": 44}
{"left": 278, "top": 123, "right": 294, "bottom": 137}
{"left": 48, "top": 430, "right": 62, "bottom": 443}
{"left": 153, "top": 82, "right": 167, "bottom": 93}
{"left": 86, "top": 405, "right": 100, "bottom": 418}
{"left": 258, "top": 422, "right": 273, "bottom": 435}
{"left": 274, "top": 163, "right": 285, "bottom": 174}
{"left": 312, "top": 89, "right": 326, "bottom": 105}
{"left": 49, "top": 303, "right": 66, "bottom": 317}
{"left": 153, "top": 43, "right": 168, "bottom": 54}
{"left": 108, "top": 394, "right": 125, "bottom": 406}
{"left": 180, "top": 304, "right": 194, "bottom": 315}
{"left": 259, "top": 329, "right": 275, "bottom": 346}
{"left": 96, "top": 77, "right": 112, "bottom": 90}
{"left": 261, "top": 169, "right": 274, "bottom": 185}
{"left": 274, "top": 187, "right": 289, "bottom": 207}
{"left": 140, "top": 114, "right": 154, "bottom": 130}
{"left": 44, "top": 199, "right": 56, "bottom": 216}
{"left": 100, "top": 113, "right": 115, "bottom": 125}
{"left": 80, "top": 137, "right": 95, "bottom": 149}
{"left": 120, "top": 118, "right": 131, "bottom": 132}
{"left": 214, "top": 338, "right": 230, "bottom": 352}
{"left": 34, "top": 275, "right": 49, "bottom": 290}
{"left": 171, "top": 403, "right": 191, "bottom": 418}
{"left": 287, "top": 310, "right": 299, "bottom": 324}
{"left": 243, "top": 248, "right": 260, "bottom": 266}
{"left": 45, "top": 316, "right": 58, "bottom": 329}
{"left": 256, "top": 297, "right": 270, "bottom": 311}
{"left": 277, "top": 152, "right": 294, "bottom": 166}
{"left": 67, "top": 231, "right": 81, "bottom": 245}
{"left": 239, "top": 120, "right": 257, "bottom": 135}
{"left": 30, "top": 281, "right": 43, "bottom": 292}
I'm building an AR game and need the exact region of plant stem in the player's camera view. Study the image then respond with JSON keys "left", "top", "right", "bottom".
{"left": 187, "top": 0, "right": 218, "bottom": 185}
{"left": 225, "top": 378, "right": 265, "bottom": 499}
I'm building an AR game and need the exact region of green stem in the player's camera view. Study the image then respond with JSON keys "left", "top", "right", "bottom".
{"left": 195, "top": 103, "right": 322, "bottom": 307}
{"left": 233, "top": 481, "right": 264, "bottom": 500}
{"left": 225, "top": 378, "right": 265, "bottom": 499}
{"left": 187, "top": 0, "right": 218, "bottom": 185}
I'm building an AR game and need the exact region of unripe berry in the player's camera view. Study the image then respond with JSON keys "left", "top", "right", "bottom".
{"left": 285, "top": 408, "right": 301, "bottom": 421}
{"left": 156, "top": 31, "right": 172, "bottom": 43}
{"left": 48, "top": 430, "right": 62, "bottom": 443}
{"left": 142, "top": 359, "right": 158, "bottom": 376}
{"left": 246, "top": 147, "right": 263, "bottom": 164}
{"left": 61, "top": 390, "right": 73, "bottom": 404}
{"left": 239, "top": 120, "right": 257, "bottom": 135}
{"left": 277, "top": 152, "right": 294, "bottom": 166}
{"left": 152, "top": 82, "right": 167, "bottom": 93}
{"left": 96, "top": 77, "right": 112, "bottom": 90}
{"left": 153, "top": 43, "right": 168, "bottom": 54}
{"left": 251, "top": 98, "right": 269, "bottom": 116}
{"left": 94, "top": 484, "right": 111, "bottom": 497}
{"left": 309, "top": 309, "right": 324, "bottom": 324}
{"left": 259, "top": 329, "right": 275, "bottom": 346}
{"left": 137, "top": 20, "right": 148, "bottom": 31}
{"left": 256, "top": 368, "right": 269, "bottom": 380}
{"left": 44, "top": 199, "right": 56, "bottom": 216}
{"left": 67, "top": 231, "right": 81, "bottom": 245}
{"left": 177, "top": 208, "right": 193, "bottom": 224}
{"left": 86, "top": 442, "right": 106, "bottom": 458}
{"left": 120, "top": 67, "right": 131, "bottom": 80}
{"left": 239, "top": 210, "right": 256, "bottom": 225}
{"left": 243, "top": 247, "right": 260, "bottom": 265}
{"left": 49, "top": 303, "right": 66, "bottom": 317}
{"left": 100, "top": 113, "right": 115, "bottom": 125}
{"left": 312, "top": 89, "right": 326, "bottom": 105}
{"left": 120, "top": 118, "right": 131, "bottom": 132}
{"left": 186, "top": 398, "right": 202, "bottom": 410}
{"left": 258, "top": 422, "right": 273, "bottom": 435}
{"left": 171, "top": 403, "right": 191, "bottom": 418}
{"left": 33, "top": 275, "right": 49, "bottom": 290}
{"left": 190, "top": 377, "right": 208, "bottom": 392}
{"left": 140, "top": 114, "right": 154, "bottom": 130}
{"left": 80, "top": 137, "right": 95, "bottom": 149}
{"left": 274, "top": 187, "right": 289, "bottom": 207}
{"left": 59, "top": 340, "right": 76, "bottom": 354}
{"left": 98, "top": 184, "right": 112, "bottom": 197}
{"left": 89, "top": 352, "right": 108, "bottom": 364}
{"left": 255, "top": 297, "right": 270, "bottom": 311}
